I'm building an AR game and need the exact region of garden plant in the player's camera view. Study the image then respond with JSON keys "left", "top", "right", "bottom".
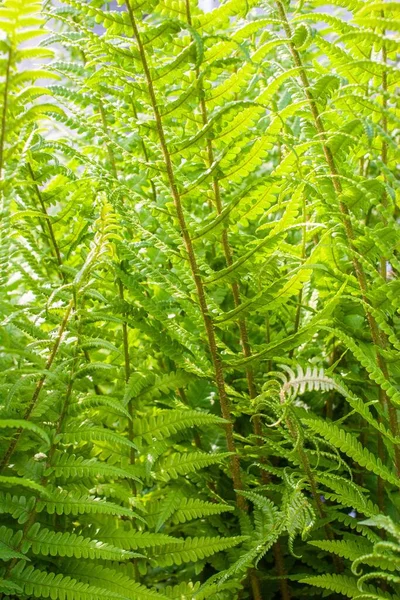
{"left": 0, "top": 0, "right": 399, "bottom": 598}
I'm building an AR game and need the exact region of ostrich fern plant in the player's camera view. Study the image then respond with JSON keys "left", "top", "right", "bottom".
{"left": 0, "top": 0, "right": 399, "bottom": 598}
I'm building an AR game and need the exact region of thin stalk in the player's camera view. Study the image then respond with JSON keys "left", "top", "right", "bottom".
{"left": 99, "top": 100, "right": 118, "bottom": 180}
{"left": 124, "top": 0, "right": 246, "bottom": 510}
{"left": 377, "top": 430, "right": 385, "bottom": 513}
{"left": 130, "top": 99, "right": 157, "bottom": 202}
{"left": 282, "top": 398, "right": 342, "bottom": 571}
{"left": 0, "top": 46, "right": 11, "bottom": 180}
{"left": 325, "top": 340, "right": 338, "bottom": 420}
{"left": 249, "top": 567, "right": 262, "bottom": 600}
{"left": 184, "top": 2, "right": 284, "bottom": 593}
{"left": 286, "top": 418, "right": 325, "bottom": 519}
{"left": 289, "top": 193, "right": 307, "bottom": 360}
{"left": 98, "top": 104, "right": 127, "bottom": 348}
{"left": 0, "top": 298, "right": 74, "bottom": 472}
{"left": 274, "top": 0, "right": 400, "bottom": 475}
{"left": 177, "top": 387, "right": 203, "bottom": 449}
{"left": 2, "top": 303, "right": 83, "bottom": 591}
{"left": 0, "top": 46, "right": 12, "bottom": 294}
{"left": 104, "top": 93, "right": 197, "bottom": 454}
{"left": 119, "top": 281, "right": 131, "bottom": 386}
{"left": 118, "top": 280, "right": 135, "bottom": 476}
{"left": 118, "top": 278, "right": 140, "bottom": 580}
{"left": 377, "top": 20, "right": 388, "bottom": 514}
{"left": 379, "top": 22, "right": 389, "bottom": 269}
{"left": 27, "top": 162, "right": 64, "bottom": 271}
{"left": 183, "top": 0, "right": 263, "bottom": 444}
{"left": 273, "top": 540, "right": 291, "bottom": 600}
{"left": 380, "top": 32, "right": 388, "bottom": 213}
{"left": 25, "top": 165, "right": 102, "bottom": 395}
{"left": 285, "top": 413, "right": 343, "bottom": 575}
{"left": 275, "top": 189, "right": 308, "bottom": 600}
{"left": 3, "top": 304, "right": 83, "bottom": 582}
{"left": 99, "top": 100, "right": 137, "bottom": 487}
{"left": 265, "top": 317, "right": 272, "bottom": 374}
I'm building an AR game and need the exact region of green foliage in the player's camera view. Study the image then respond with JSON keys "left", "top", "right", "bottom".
{"left": 0, "top": 0, "right": 399, "bottom": 598}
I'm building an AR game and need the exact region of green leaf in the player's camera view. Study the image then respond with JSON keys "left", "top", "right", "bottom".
{"left": 303, "top": 419, "right": 400, "bottom": 486}
{"left": 0, "top": 419, "right": 50, "bottom": 446}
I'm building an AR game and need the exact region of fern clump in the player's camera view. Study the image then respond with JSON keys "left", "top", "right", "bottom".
{"left": 0, "top": 0, "right": 399, "bottom": 598}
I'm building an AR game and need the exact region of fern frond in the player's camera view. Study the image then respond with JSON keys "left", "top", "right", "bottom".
{"left": 36, "top": 489, "right": 139, "bottom": 519}
{"left": 303, "top": 419, "right": 400, "bottom": 486}
{"left": 9, "top": 561, "right": 125, "bottom": 600}
{"left": 172, "top": 497, "right": 234, "bottom": 524}
{"left": 300, "top": 574, "right": 363, "bottom": 597}
{"left": 47, "top": 453, "right": 140, "bottom": 482}
{"left": 94, "top": 525, "right": 181, "bottom": 551}
{"left": 26, "top": 523, "right": 139, "bottom": 561}
{"left": 152, "top": 535, "right": 247, "bottom": 567}
{"left": 154, "top": 451, "right": 230, "bottom": 481}
{"left": 61, "top": 563, "right": 170, "bottom": 600}
{"left": 309, "top": 539, "right": 372, "bottom": 562}
{"left": 133, "top": 409, "right": 225, "bottom": 443}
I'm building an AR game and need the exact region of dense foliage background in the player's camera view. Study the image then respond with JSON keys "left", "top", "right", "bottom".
{"left": 0, "top": 0, "right": 399, "bottom": 598}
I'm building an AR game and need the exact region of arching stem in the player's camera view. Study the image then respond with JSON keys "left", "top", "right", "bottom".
{"left": 274, "top": 0, "right": 400, "bottom": 476}
{"left": 0, "top": 298, "right": 74, "bottom": 472}
{"left": 124, "top": 0, "right": 246, "bottom": 510}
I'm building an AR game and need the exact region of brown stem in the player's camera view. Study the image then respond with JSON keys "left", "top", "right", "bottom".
{"left": 118, "top": 279, "right": 140, "bottom": 580}
{"left": 99, "top": 100, "right": 136, "bottom": 481}
{"left": 99, "top": 100, "right": 118, "bottom": 179}
{"left": 3, "top": 307, "right": 83, "bottom": 583}
{"left": 203, "top": 95, "right": 265, "bottom": 439}
{"left": 28, "top": 162, "right": 102, "bottom": 395}
{"left": 186, "top": 4, "right": 270, "bottom": 592}
{"left": 379, "top": 27, "right": 388, "bottom": 276}
{"left": 377, "top": 24, "right": 389, "bottom": 514}
{"left": 177, "top": 387, "right": 203, "bottom": 449}
{"left": 27, "top": 162, "right": 63, "bottom": 270}
{"left": 289, "top": 193, "right": 307, "bottom": 359}
{"left": 124, "top": 0, "right": 246, "bottom": 510}
{"left": 377, "top": 421, "right": 385, "bottom": 512}
{"left": 0, "top": 298, "right": 74, "bottom": 472}
{"left": 249, "top": 568, "right": 263, "bottom": 600}
{"left": 118, "top": 280, "right": 137, "bottom": 494}
{"left": 0, "top": 46, "right": 11, "bottom": 179}
{"left": 274, "top": 0, "right": 400, "bottom": 475}
{"left": 287, "top": 418, "right": 325, "bottom": 520}
{"left": 286, "top": 415, "right": 343, "bottom": 575}
{"left": 325, "top": 340, "right": 338, "bottom": 420}
{"left": 185, "top": 0, "right": 264, "bottom": 449}
{"left": 273, "top": 540, "right": 291, "bottom": 600}
{"left": 381, "top": 30, "right": 388, "bottom": 208}
{"left": 118, "top": 280, "right": 131, "bottom": 385}
{"left": 186, "top": 0, "right": 268, "bottom": 587}
{"left": 131, "top": 100, "right": 157, "bottom": 202}
{"left": 103, "top": 92, "right": 140, "bottom": 569}
{"left": 265, "top": 317, "right": 272, "bottom": 374}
